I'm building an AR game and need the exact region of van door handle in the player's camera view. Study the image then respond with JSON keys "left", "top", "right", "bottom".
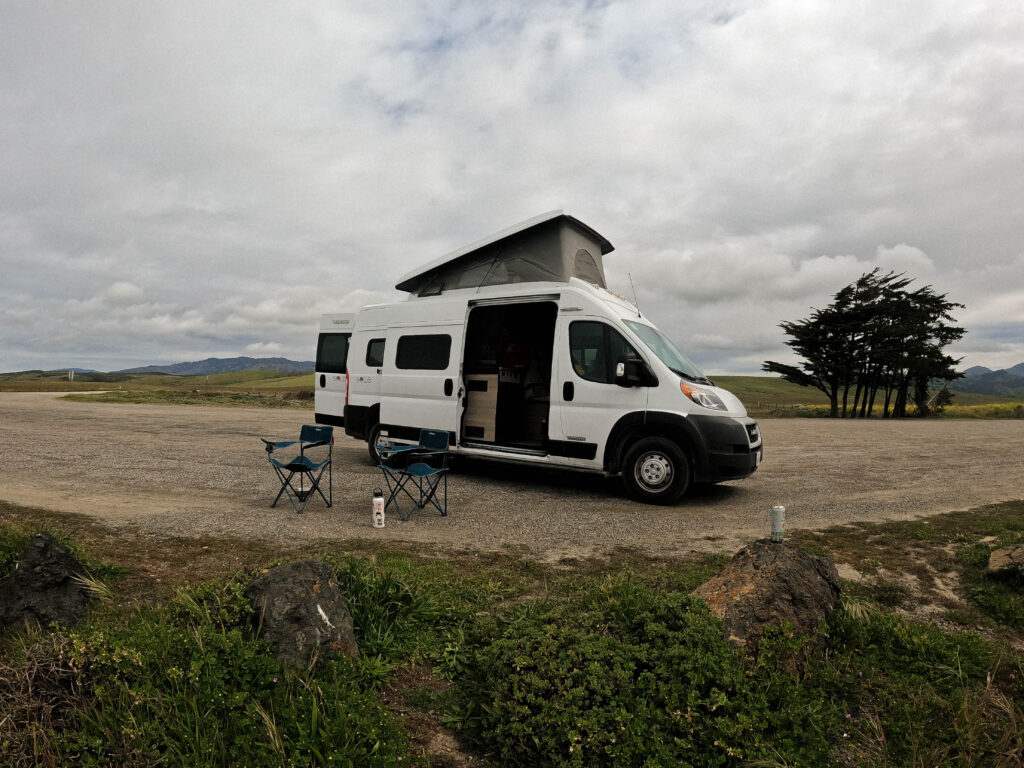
{"left": 444, "top": 378, "right": 454, "bottom": 397}
{"left": 562, "top": 382, "right": 574, "bottom": 401}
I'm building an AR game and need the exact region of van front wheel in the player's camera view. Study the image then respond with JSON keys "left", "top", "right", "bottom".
{"left": 622, "top": 437, "right": 690, "bottom": 505}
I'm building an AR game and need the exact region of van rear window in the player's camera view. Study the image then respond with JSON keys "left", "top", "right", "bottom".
{"left": 366, "top": 338, "right": 385, "bottom": 367}
{"left": 316, "top": 333, "right": 350, "bottom": 374}
{"left": 396, "top": 334, "right": 452, "bottom": 370}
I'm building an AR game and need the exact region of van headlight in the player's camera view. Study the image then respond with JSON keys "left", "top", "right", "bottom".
{"left": 680, "top": 381, "right": 727, "bottom": 411}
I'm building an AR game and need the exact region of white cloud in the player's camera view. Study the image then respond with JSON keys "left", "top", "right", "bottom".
{"left": 244, "top": 342, "right": 287, "bottom": 355}
{"left": 874, "top": 244, "right": 935, "bottom": 276}
{"left": 103, "top": 282, "right": 145, "bottom": 306}
{"left": 1, "top": 1, "right": 1022, "bottom": 373}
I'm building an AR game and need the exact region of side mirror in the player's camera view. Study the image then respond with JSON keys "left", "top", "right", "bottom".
{"left": 615, "top": 357, "right": 657, "bottom": 388}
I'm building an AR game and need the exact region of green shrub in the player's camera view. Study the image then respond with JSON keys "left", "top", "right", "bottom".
{"left": 454, "top": 582, "right": 837, "bottom": 767}
{"left": 53, "top": 577, "right": 408, "bottom": 767}
{"left": 452, "top": 577, "right": 1023, "bottom": 768}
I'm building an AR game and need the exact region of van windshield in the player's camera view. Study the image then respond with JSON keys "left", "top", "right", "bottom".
{"left": 624, "top": 321, "right": 710, "bottom": 383}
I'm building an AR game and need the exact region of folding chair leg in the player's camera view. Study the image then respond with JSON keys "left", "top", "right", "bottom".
{"left": 269, "top": 466, "right": 331, "bottom": 514}
{"left": 310, "top": 463, "right": 332, "bottom": 508}
{"left": 381, "top": 469, "right": 414, "bottom": 520}
{"left": 420, "top": 473, "right": 447, "bottom": 516}
{"left": 270, "top": 464, "right": 292, "bottom": 508}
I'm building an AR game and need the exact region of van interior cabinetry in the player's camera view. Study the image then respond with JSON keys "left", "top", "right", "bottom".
{"left": 463, "top": 374, "right": 498, "bottom": 442}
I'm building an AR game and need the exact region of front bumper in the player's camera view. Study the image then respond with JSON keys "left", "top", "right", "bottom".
{"left": 690, "top": 415, "right": 762, "bottom": 482}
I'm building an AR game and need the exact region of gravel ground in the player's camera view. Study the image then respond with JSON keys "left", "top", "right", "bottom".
{"left": 2, "top": 392, "right": 1022, "bottom": 559}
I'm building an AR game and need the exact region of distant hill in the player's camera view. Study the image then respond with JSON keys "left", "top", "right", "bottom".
{"left": 950, "top": 362, "right": 1024, "bottom": 398}
{"left": 117, "top": 357, "right": 314, "bottom": 375}
{"left": 962, "top": 365, "right": 993, "bottom": 377}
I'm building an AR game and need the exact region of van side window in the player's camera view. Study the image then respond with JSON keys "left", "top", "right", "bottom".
{"left": 396, "top": 334, "right": 452, "bottom": 370}
{"left": 366, "top": 338, "right": 386, "bottom": 367}
{"left": 569, "top": 322, "right": 641, "bottom": 384}
{"left": 317, "top": 333, "right": 349, "bottom": 374}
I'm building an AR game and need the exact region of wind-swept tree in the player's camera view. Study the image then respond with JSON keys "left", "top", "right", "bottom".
{"left": 763, "top": 270, "right": 965, "bottom": 417}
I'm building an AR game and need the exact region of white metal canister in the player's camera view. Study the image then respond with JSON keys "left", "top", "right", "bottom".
{"left": 771, "top": 505, "right": 786, "bottom": 542}
{"left": 372, "top": 489, "right": 385, "bottom": 528}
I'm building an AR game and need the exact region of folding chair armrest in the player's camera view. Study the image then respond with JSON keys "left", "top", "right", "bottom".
{"left": 380, "top": 443, "right": 418, "bottom": 454}
{"left": 416, "top": 448, "right": 450, "bottom": 463}
{"left": 261, "top": 438, "right": 298, "bottom": 453}
{"left": 379, "top": 444, "right": 419, "bottom": 463}
{"left": 415, "top": 449, "right": 448, "bottom": 457}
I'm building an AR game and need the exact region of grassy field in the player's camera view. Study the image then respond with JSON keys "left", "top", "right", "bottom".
{"left": 1, "top": 499, "right": 1022, "bottom": 767}
{"left": 0, "top": 368, "right": 311, "bottom": 393}
{"left": 3, "top": 369, "right": 1020, "bottom": 417}
{"left": 1, "top": 369, "right": 315, "bottom": 407}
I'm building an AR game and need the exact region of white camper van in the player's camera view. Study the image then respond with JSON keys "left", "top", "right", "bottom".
{"left": 316, "top": 212, "right": 762, "bottom": 504}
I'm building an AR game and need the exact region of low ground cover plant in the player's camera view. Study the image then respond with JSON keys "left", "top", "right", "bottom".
{"left": 2, "top": 565, "right": 416, "bottom": 767}
{"left": 938, "top": 402, "right": 1024, "bottom": 419}
{"left": 449, "top": 577, "right": 1021, "bottom": 767}
{"left": 1, "top": 505, "right": 1022, "bottom": 767}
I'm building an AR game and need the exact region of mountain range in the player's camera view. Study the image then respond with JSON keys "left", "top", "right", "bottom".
{"left": 949, "top": 362, "right": 1024, "bottom": 397}
{"left": 116, "top": 357, "right": 314, "bottom": 375}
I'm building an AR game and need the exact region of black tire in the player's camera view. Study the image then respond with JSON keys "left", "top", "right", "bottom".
{"left": 621, "top": 437, "right": 691, "bottom": 505}
{"left": 366, "top": 422, "right": 382, "bottom": 465}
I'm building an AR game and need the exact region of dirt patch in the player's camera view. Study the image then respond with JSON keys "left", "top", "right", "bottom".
{"left": 2, "top": 392, "right": 1023, "bottom": 559}
{"left": 380, "top": 666, "right": 485, "bottom": 767}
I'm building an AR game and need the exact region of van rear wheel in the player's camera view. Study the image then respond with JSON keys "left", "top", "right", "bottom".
{"left": 622, "top": 437, "right": 690, "bottom": 505}
{"left": 367, "top": 423, "right": 382, "bottom": 464}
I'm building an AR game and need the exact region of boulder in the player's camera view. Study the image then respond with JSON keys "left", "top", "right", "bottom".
{"left": 0, "top": 532, "right": 90, "bottom": 632}
{"left": 986, "top": 544, "right": 1024, "bottom": 583}
{"left": 245, "top": 560, "right": 359, "bottom": 667}
{"left": 693, "top": 539, "right": 841, "bottom": 649}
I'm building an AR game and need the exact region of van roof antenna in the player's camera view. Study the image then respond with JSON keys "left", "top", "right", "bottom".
{"left": 474, "top": 252, "right": 502, "bottom": 292}
{"left": 628, "top": 273, "right": 642, "bottom": 317}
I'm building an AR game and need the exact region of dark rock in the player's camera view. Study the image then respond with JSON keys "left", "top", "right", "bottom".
{"left": 0, "top": 533, "right": 90, "bottom": 632}
{"left": 692, "top": 539, "right": 841, "bottom": 649}
{"left": 245, "top": 560, "right": 358, "bottom": 667}
{"left": 986, "top": 545, "right": 1024, "bottom": 583}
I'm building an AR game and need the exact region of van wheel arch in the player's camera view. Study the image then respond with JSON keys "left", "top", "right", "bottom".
{"left": 605, "top": 412, "right": 703, "bottom": 475}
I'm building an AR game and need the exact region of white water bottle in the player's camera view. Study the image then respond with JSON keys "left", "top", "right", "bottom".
{"left": 372, "top": 489, "right": 385, "bottom": 528}
{"left": 771, "top": 505, "right": 786, "bottom": 542}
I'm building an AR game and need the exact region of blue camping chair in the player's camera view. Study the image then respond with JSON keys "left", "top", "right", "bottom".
{"left": 378, "top": 429, "right": 450, "bottom": 520}
{"left": 261, "top": 425, "right": 333, "bottom": 514}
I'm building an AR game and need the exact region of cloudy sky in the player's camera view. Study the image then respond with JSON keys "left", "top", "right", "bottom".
{"left": 2, "top": 1, "right": 1022, "bottom": 374}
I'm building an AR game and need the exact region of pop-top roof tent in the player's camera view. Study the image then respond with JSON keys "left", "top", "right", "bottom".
{"left": 395, "top": 210, "right": 614, "bottom": 296}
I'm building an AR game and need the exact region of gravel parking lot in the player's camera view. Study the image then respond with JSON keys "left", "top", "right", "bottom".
{"left": 2, "top": 392, "right": 1022, "bottom": 559}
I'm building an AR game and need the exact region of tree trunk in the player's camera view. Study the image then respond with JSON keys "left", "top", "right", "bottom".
{"left": 866, "top": 383, "right": 880, "bottom": 418}
{"left": 894, "top": 376, "right": 910, "bottom": 417}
